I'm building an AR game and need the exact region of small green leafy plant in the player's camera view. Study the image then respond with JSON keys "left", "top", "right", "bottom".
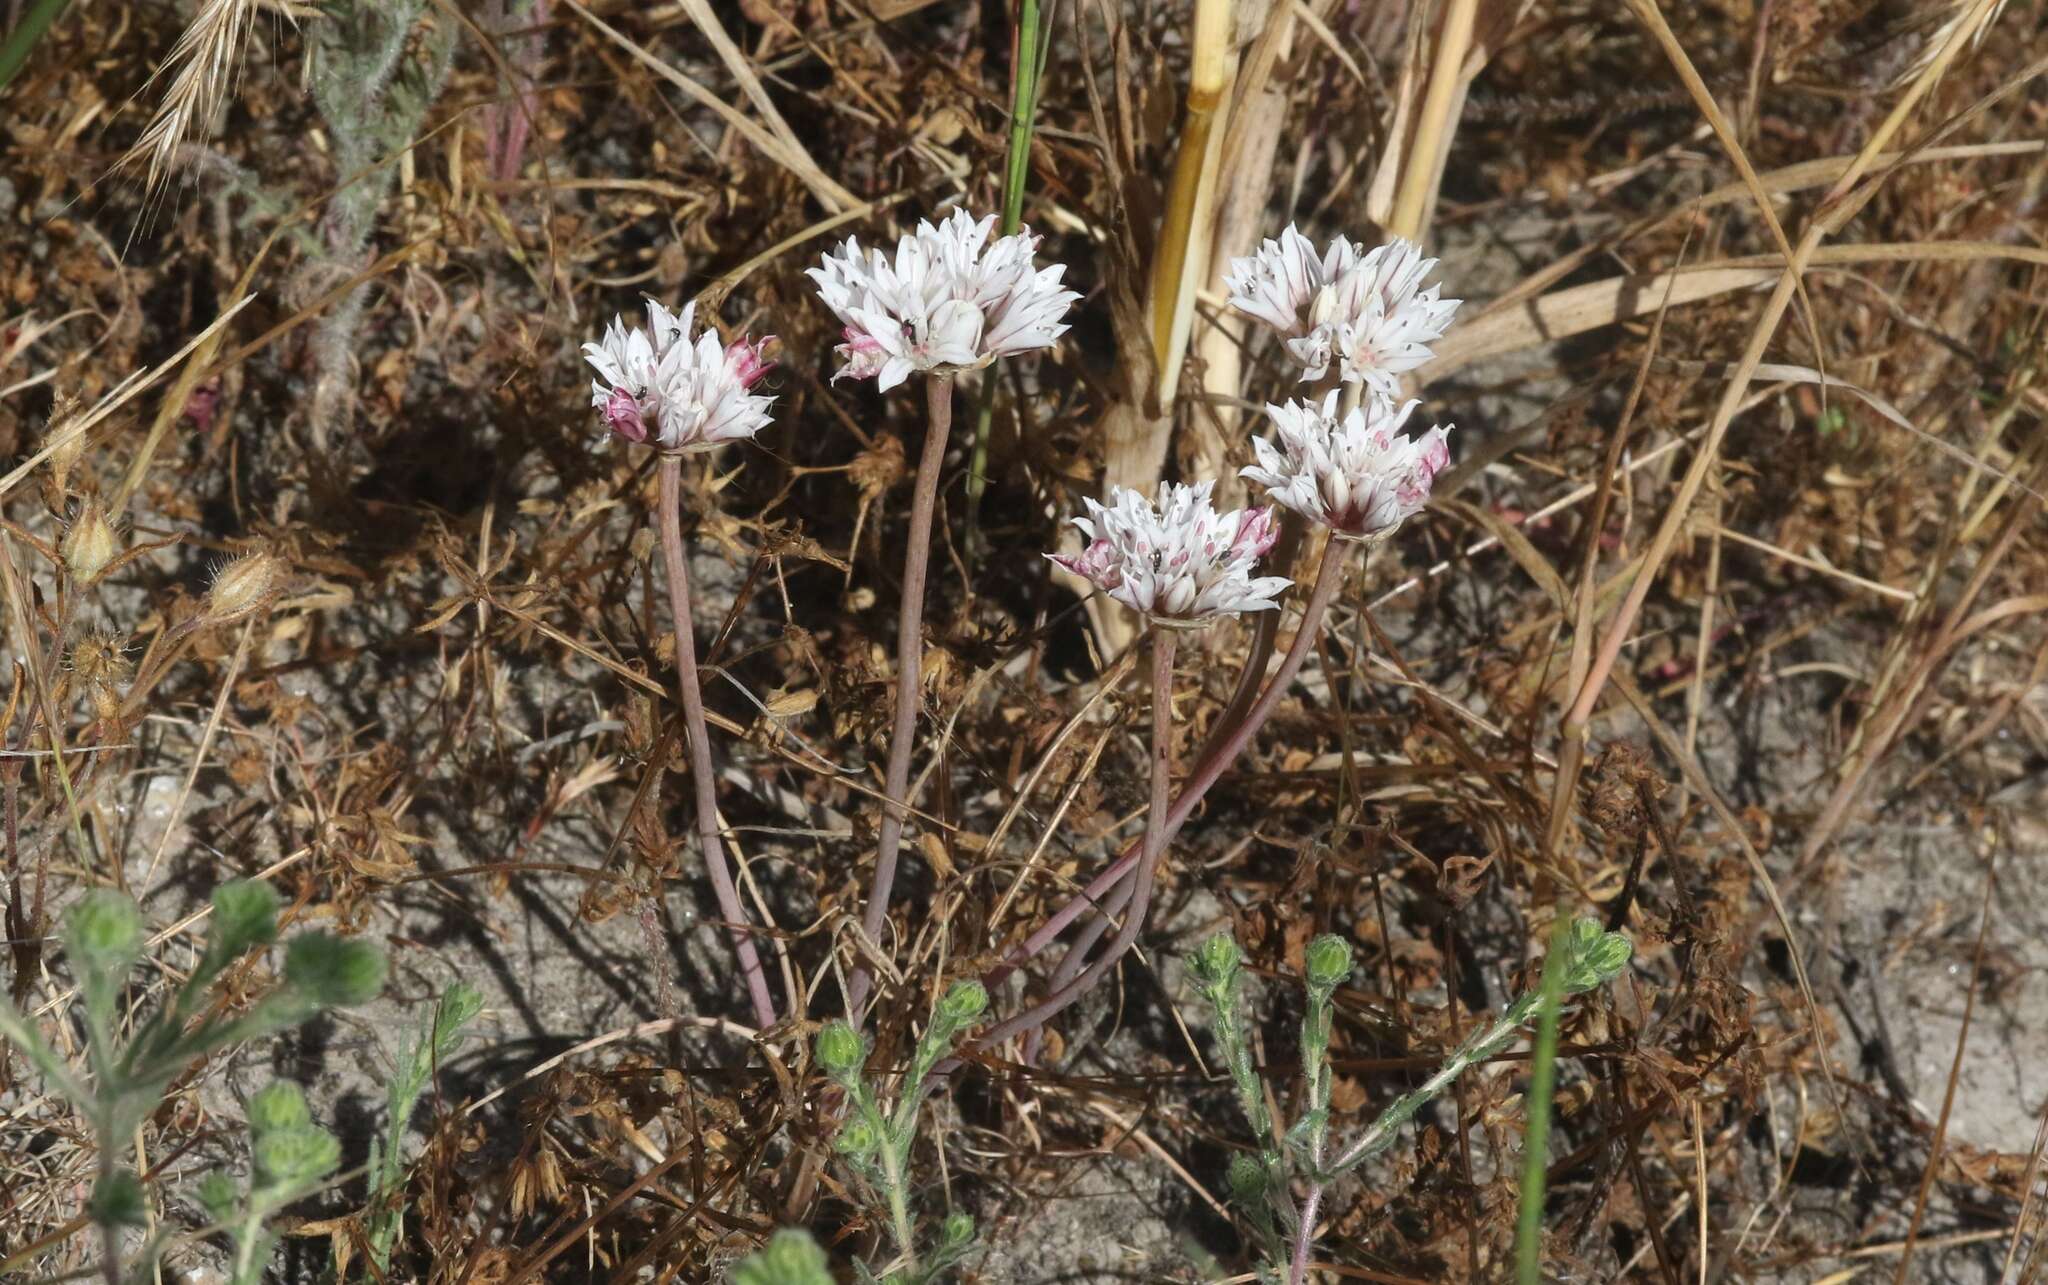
{"left": 1191, "top": 918, "right": 1631, "bottom": 1284}
{"left": 731, "top": 1229, "right": 836, "bottom": 1285}
{"left": 0, "top": 880, "right": 385, "bottom": 1285}
{"left": 814, "top": 980, "right": 988, "bottom": 1284}
{"left": 362, "top": 980, "right": 485, "bottom": 1277}
{"left": 197, "top": 1081, "right": 345, "bottom": 1285}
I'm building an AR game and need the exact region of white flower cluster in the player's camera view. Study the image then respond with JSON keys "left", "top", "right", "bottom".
{"left": 1043, "top": 225, "right": 1461, "bottom": 623}
{"left": 583, "top": 300, "right": 775, "bottom": 452}
{"left": 1048, "top": 482, "right": 1289, "bottom": 625}
{"left": 1224, "top": 225, "right": 1458, "bottom": 397}
{"left": 1245, "top": 393, "right": 1450, "bottom": 541}
{"left": 809, "top": 209, "right": 1079, "bottom": 391}
{"left": 1225, "top": 226, "right": 1462, "bottom": 543}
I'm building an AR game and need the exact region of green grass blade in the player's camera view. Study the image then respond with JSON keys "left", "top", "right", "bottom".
{"left": 1513, "top": 915, "right": 1572, "bottom": 1285}
{"left": 0, "top": 0, "right": 70, "bottom": 93}
{"left": 963, "top": 0, "right": 1047, "bottom": 561}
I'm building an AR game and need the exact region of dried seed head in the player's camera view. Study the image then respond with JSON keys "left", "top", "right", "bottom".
{"left": 848, "top": 435, "right": 906, "bottom": 498}
{"left": 70, "top": 630, "right": 134, "bottom": 688}
{"left": 205, "top": 551, "right": 287, "bottom": 623}
{"left": 62, "top": 502, "right": 121, "bottom": 583}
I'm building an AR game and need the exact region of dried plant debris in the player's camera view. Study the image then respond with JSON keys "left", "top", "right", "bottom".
{"left": 1, "top": 0, "right": 2045, "bottom": 1282}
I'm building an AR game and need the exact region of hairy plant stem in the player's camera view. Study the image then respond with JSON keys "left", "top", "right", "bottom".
{"left": 988, "top": 536, "right": 1350, "bottom": 990}
{"left": 972, "top": 627, "right": 1178, "bottom": 1052}
{"left": 657, "top": 455, "right": 776, "bottom": 1029}
{"left": 1328, "top": 991, "right": 1542, "bottom": 1175}
{"left": 1288, "top": 1185, "right": 1322, "bottom": 1284}
{"left": 97, "top": 1134, "right": 119, "bottom": 1285}
{"left": 848, "top": 374, "right": 955, "bottom": 1018}
{"left": 876, "top": 1125, "right": 917, "bottom": 1274}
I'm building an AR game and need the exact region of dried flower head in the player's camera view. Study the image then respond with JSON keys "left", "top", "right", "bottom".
{"left": 1244, "top": 392, "right": 1451, "bottom": 541}
{"left": 1225, "top": 227, "right": 1460, "bottom": 396}
{"left": 583, "top": 299, "right": 776, "bottom": 452}
{"left": 70, "top": 630, "right": 134, "bottom": 689}
{"left": 70, "top": 630, "right": 133, "bottom": 723}
{"left": 205, "top": 550, "right": 289, "bottom": 623}
{"left": 809, "top": 209, "right": 1078, "bottom": 391}
{"left": 1048, "top": 481, "right": 1289, "bottom": 625}
{"left": 62, "top": 501, "right": 121, "bottom": 583}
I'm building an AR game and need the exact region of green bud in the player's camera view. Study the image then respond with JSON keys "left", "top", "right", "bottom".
{"left": 1187, "top": 933, "right": 1243, "bottom": 992}
{"left": 814, "top": 1021, "right": 866, "bottom": 1080}
{"left": 833, "top": 1115, "right": 881, "bottom": 1162}
{"left": 64, "top": 889, "right": 143, "bottom": 975}
{"left": 938, "top": 1211, "right": 975, "bottom": 1250}
{"left": 88, "top": 1169, "right": 147, "bottom": 1228}
{"left": 253, "top": 1122, "right": 340, "bottom": 1190}
{"left": 731, "top": 1229, "right": 833, "bottom": 1285}
{"left": 246, "top": 1081, "right": 312, "bottom": 1135}
{"left": 207, "top": 880, "right": 280, "bottom": 962}
{"left": 282, "top": 932, "right": 386, "bottom": 1007}
{"left": 936, "top": 979, "right": 989, "bottom": 1027}
{"left": 195, "top": 1170, "right": 240, "bottom": 1224}
{"left": 1303, "top": 934, "right": 1354, "bottom": 991}
{"left": 1225, "top": 1153, "right": 1268, "bottom": 1203}
{"left": 1558, "top": 918, "right": 1632, "bottom": 994}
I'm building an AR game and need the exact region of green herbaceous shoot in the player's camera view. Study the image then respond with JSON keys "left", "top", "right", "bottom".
{"left": 365, "top": 980, "right": 486, "bottom": 1276}
{"left": 815, "top": 980, "right": 989, "bottom": 1283}
{"left": 1192, "top": 918, "right": 1632, "bottom": 1284}
{"left": 196, "top": 1081, "right": 343, "bottom": 1285}
{"left": 0, "top": 881, "right": 384, "bottom": 1285}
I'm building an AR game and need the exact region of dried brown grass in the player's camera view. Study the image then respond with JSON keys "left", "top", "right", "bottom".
{"left": 2, "top": 0, "right": 2046, "bottom": 1281}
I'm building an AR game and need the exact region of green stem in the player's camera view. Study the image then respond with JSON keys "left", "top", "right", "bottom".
{"left": 874, "top": 1111, "right": 918, "bottom": 1273}
{"left": 1326, "top": 993, "right": 1539, "bottom": 1176}
{"left": 962, "top": 0, "right": 1046, "bottom": 559}
{"left": 1513, "top": 917, "right": 1573, "bottom": 1284}
{"left": 0, "top": 0, "right": 69, "bottom": 92}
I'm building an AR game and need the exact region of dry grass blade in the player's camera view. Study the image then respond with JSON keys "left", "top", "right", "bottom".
{"left": 559, "top": 0, "right": 856, "bottom": 213}
{"left": 0, "top": 293, "right": 257, "bottom": 501}
{"left": 1622, "top": 0, "right": 1828, "bottom": 400}
{"left": 1388, "top": 0, "right": 1475, "bottom": 241}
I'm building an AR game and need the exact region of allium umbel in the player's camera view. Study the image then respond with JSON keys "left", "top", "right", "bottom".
{"left": 1244, "top": 392, "right": 1451, "bottom": 541}
{"left": 582, "top": 300, "right": 775, "bottom": 451}
{"left": 1225, "top": 227, "right": 1460, "bottom": 397}
{"left": 1049, "top": 481, "right": 1290, "bottom": 625}
{"left": 809, "top": 210, "right": 1078, "bottom": 391}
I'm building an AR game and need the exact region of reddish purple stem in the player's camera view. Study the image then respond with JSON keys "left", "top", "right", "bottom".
{"left": 988, "top": 535, "right": 1346, "bottom": 990}
{"left": 972, "top": 626, "right": 1179, "bottom": 1051}
{"left": 658, "top": 456, "right": 778, "bottom": 1030}
{"left": 846, "top": 373, "right": 955, "bottom": 1018}
{"left": 970, "top": 538, "right": 1349, "bottom": 1053}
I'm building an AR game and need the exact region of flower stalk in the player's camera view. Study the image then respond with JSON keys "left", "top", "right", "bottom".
{"left": 971, "top": 624, "right": 1178, "bottom": 1050}
{"left": 988, "top": 534, "right": 1348, "bottom": 996}
{"left": 849, "top": 374, "right": 955, "bottom": 1017}
{"left": 658, "top": 456, "right": 777, "bottom": 1030}
{"left": 975, "top": 537, "right": 1345, "bottom": 1053}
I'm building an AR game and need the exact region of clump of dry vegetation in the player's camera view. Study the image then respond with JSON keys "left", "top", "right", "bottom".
{"left": 2, "top": 0, "right": 2046, "bottom": 1281}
